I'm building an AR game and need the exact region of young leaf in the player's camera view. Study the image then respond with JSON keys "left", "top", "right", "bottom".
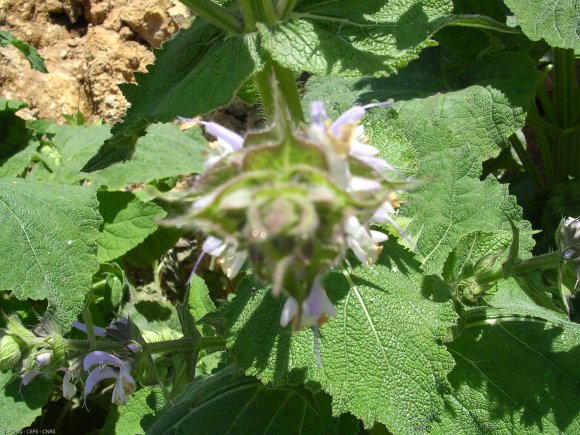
{"left": 0, "top": 178, "right": 101, "bottom": 330}
{"left": 97, "top": 191, "right": 166, "bottom": 262}
{"left": 0, "top": 372, "right": 54, "bottom": 429}
{"left": 259, "top": 0, "right": 453, "bottom": 77}
{"left": 147, "top": 365, "right": 359, "bottom": 434}
{"left": 226, "top": 245, "right": 457, "bottom": 432}
{"left": 82, "top": 20, "right": 259, "bottom": 171}
{"left": 504, "top": 0, "right": 580, "bottom": 49}
{"left": 0, "top": 30, "right": 48, "bottom": 73}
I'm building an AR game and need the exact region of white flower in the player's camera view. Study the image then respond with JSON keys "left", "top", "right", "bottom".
{"left": 344, "top": 215, "right": 388, "bottom": 266}
{"left": 280, "top": 276, "right": 337, "bottom": 329}
{"left": 62, "top": 370, "right": 78, "bottom": 400}
{"left": 197, "top": 120, "right": 244, "bottom": 167}
{"left": 202, "top": 236, "right": 247, "bottom": 279}
{"left": 307, "top": 101, "right": 395, "bottom": 192}
{"left": 83, "top": 351, "right": 136, "bottom": 406}
{"left": 21, "top": 351, "right": 52, "bottom": 385}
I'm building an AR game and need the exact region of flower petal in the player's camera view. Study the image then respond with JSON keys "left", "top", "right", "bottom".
{"left": 331, "top": 106, "right": 366, "bottom": 136}
{"left": 280, "top": 296, "right": 299, "bottom": 327}
{"left": 21, "top": 368, "right": 40, "bottom": 385}
{"left": 63, "top": 371, "right": 77, "bottom": 400}
{"left": 349, "top": 176, "right": 381, "bottom": 192}
{"left": 197, "top": 121, "right": 244, "bottom": 151}
{"left": 84, "top": 366, "right": 118, "bottom": 399}
{"left": 310, "top": 101, "right": 328, "bottom": 127}
{"left": 72, "top": 321, "right": 107, "bottom": 337}
{"left": 83, "top": 351, "right": 125, "bottom": 371}
{"left": 202, "top": 236, "right": 227, "bottom": 257}
{"left": 112, "top": 365, "right": 136, "bottom": 405}
{"left": 300, "top": 276, "right": 337, "bottom": 328}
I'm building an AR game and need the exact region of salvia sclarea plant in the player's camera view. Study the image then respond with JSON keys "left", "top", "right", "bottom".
{"left": 0, "top": 0, "right": 579, "bottom": 433}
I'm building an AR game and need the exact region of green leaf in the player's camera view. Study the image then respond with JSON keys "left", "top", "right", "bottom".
{"left": 123, "top": 226, "right": 183, "bottom": 267}
{"left": 260, "top": 0, "right": 453, "bottom": 77}
{"left": 0, "top": 178, "right": 101, "bottom": 330}
{"left": 0, "top": 30, "right": 48, "bottom": 73}
{"left": 188, "top": 275, "right": 215, "bottom": 321}
{"left": 29, "top": 123, "right": 206, "bottom": 189}
{"left": 0, "top": 371, "right": 54, "bottom": 429}
{"left": 102, "top": 386, "right": 167, "bottom": 435}
{"left": 148, "top": 365, "right": 359, "bottom": 435}
{"left": 0, "top": 98, "right": 38, "bottom": 178}
{"left": 97, "top": 191, "right": 166, "bottom": 263}
{"left": 92, "top": 124, "right": 207, "bottom": 189}
{"left": 227, "top": 243, "right": 457, "bottom": 431}
{"left": 304, "top": 49, "right": 537, "bottom": 276}
{"left": 82, "top": 21, "right": 258, "bottom": 171}
{"left": 436, "top": 303, "right": 580, "bottom": 433}
{"left": 504, "top": 0, "right": 580, "bottom": 49}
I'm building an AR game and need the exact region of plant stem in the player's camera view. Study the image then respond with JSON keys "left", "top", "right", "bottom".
{"left": 275, "top": 0, "right": 299, "bottom": 20}
{"left": 473, "top": 252, "right": 561, "bottom": 287}
{"left": 508, "top": 133, "right": 544, "bottom": 191}
{"left": 254, "top": 61, "right": 304, "bottom": 122}
{"left": 65, "top": 336, "right": 226, "bottom": 353}
{"left": 256, "top": 0, "right": 278, "bottom": 25}
{"left": 180, "top": 0, "right": 243, "bottom": 34}
{"left": 553, "top": 48, "right": 577, "bottom": 178}
{"left": 239, "top": 0, "right": 257, "bottom": 32}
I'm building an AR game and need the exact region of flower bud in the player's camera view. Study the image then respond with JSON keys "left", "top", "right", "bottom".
{"left": 0, "top": 335, "right": 23, "bottom": 370}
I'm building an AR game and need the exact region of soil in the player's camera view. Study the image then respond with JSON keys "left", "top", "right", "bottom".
{"left": 0, "top": 0, "right": 192, "bottom": 123}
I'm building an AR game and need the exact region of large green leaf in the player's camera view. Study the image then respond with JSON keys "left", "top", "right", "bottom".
{"left": 227, "top": 241, "right": 457, "bottom": 432}
{"left": 82, "top": 20, "right": 258, "bottom": 171}
{"left": 504, "top": 0, "right": 580, "bottom": 49}
{"left": 30, "top": 123, "right": 206, "bottom": 189}
{"left": 0, "top": 178, "right": 101, "bottom": 330}
{"left": 260, "top": 0, "right": 453, "bottom": 77}
{"left": 147, "top": 365, "right": 359, "bottom": 435}
{"left": 436, "top": 288, "right": 580, "bottom": 433}
{"left": 97, "top": 191, "right": 166, "bottom": 262}
{"left": 304, "top": 49, "right": 537, "bottom": 276}
{"left": 0, "top": 371, "right": 54, "bottom": 429}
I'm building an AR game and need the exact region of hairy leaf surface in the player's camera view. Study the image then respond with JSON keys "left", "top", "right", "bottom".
{"left": 97, "top": 191, "right": 166, "bottom": 262}
{"left": 259, "top": 0, "right": 453, "bottom": 77}
{"left": 148, "top": 365, "right": 358, "bottom": 434}
{"left": 504, "top": 0, "right": 580, "bottom": 49}
{"left": 227, "top": 244, "right": 457, "bottom": 432}
{"left": 0, "top": 178, "right": 101, "bottom": 330}
{"left": 437, "top": 284, "right": 580, "bottom": 433}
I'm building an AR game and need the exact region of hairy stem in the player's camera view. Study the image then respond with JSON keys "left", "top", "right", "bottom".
{"left": 509, "top": 134, "right": 544, "bottom": 191}
{"left": 254, "top": 61, "right": 304, "bottom": 122}
{"left": 473, "top": 252, "right": 561, "bottom": 287}
{"left": 65, "top": 336, "right": 226, "bottom": 353}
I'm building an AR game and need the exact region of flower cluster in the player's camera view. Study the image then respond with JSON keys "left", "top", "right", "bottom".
{"left": 178, "top": 98, "right": 411, "bottom": 329}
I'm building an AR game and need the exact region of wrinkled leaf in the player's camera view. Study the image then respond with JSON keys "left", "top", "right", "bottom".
{"left": 97, "top": 191, "right": 166, "bottom": 262}
{"left": 148, "top": 365, "right": 359, "bottom": 435}
{"left": 227, "top": 240, "right": 457, "bottom": 432}
{"left": 0, "top": 178, "right": 101, "bottom": 330}
{"left": 504, "top": 0, "right": 580, "bottom": 49}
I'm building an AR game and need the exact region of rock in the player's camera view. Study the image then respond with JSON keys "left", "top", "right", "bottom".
{"left": 119, "top": 0, "right": 171, "bottom": 48}
{"left": 83, "top": 0, "right": 111, "bottom": 25}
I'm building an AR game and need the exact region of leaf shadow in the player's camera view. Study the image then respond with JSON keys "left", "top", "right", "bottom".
{"left": 446, "top": 322, "right": 580, "bottom": 431}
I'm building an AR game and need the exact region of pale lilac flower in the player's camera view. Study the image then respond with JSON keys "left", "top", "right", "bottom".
{"left": 195, "top": 120, "right": 244, "bottom": 167}
{"left": 82, "top": 351, "right": 136, "bottom": 406}
{"left": 280, "top": 276, "right": 337, "bottom": 328}
{"left": 72, "top": 321, "right": 107, "bottom": 337}
{"left": 344, "top": 215, "right": 388, "bottom": 266}
{"left": 306, "top": 101, "right": 395, "bottom": 191}
{"left": 21, "top": 351, "right": 52, "bottom": 385}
